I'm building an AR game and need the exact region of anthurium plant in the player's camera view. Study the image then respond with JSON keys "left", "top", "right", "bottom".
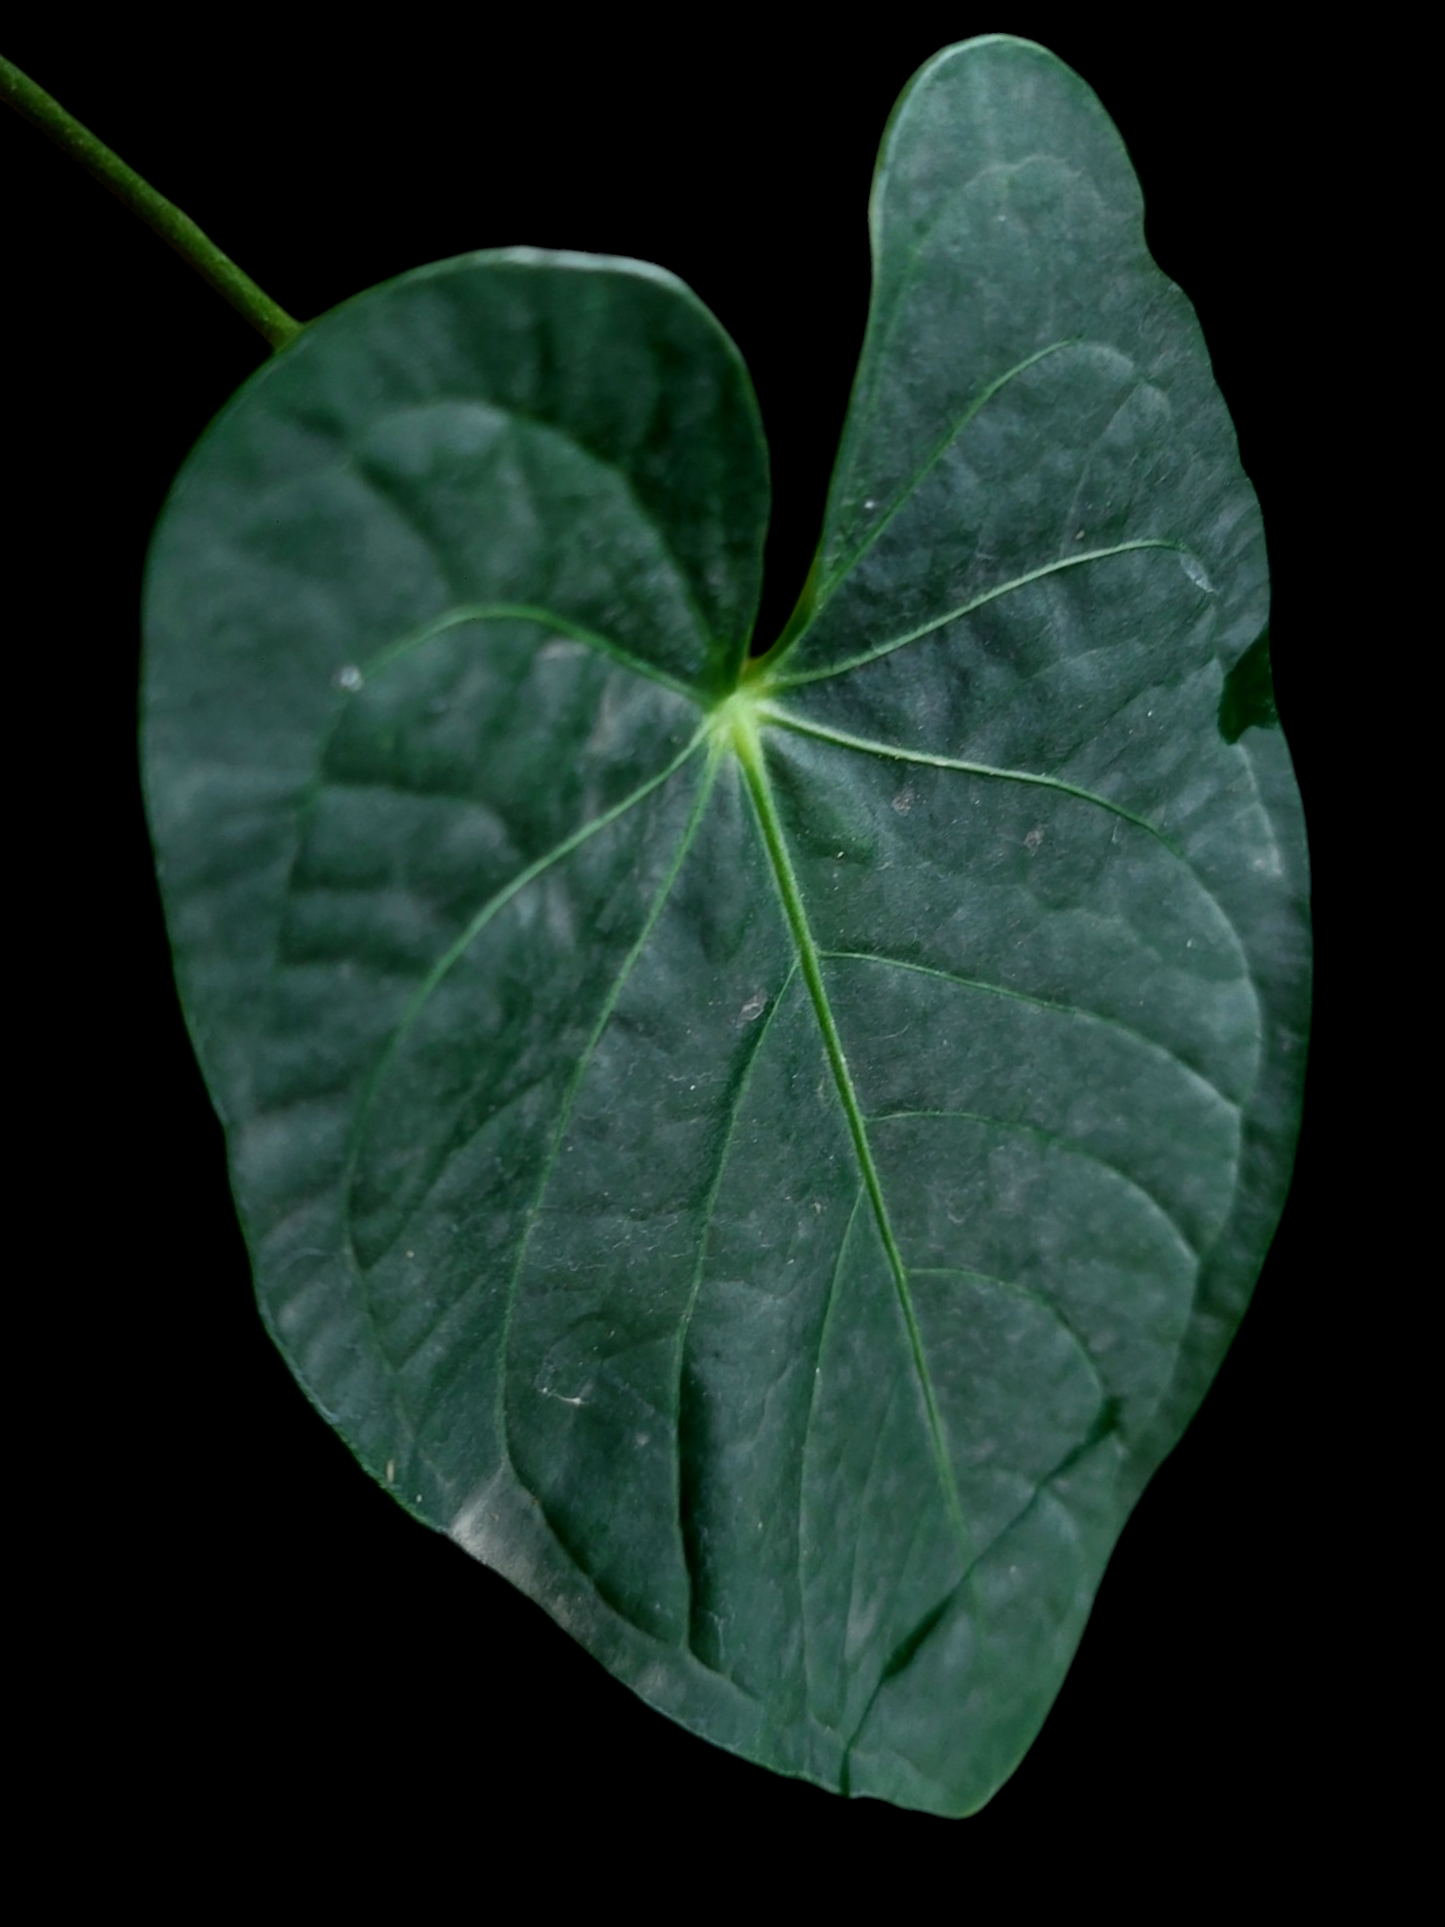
{"left": 4, "top": 32, "right": 1309, "bottom": 1818}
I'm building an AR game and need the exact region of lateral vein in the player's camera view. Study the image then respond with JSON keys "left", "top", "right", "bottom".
{"left": 496, "top": 749, "right": 721, "bottom": 1444}
{"left": 360, "top": 600, "right": 701, "bottom": 702}
{"left": 806, "top": 339, "right": 1082, "bottom": 618}
{"left": 772, "top": 539, "right": 1186, "bottom": 689}
{"left": 342, "top": 725, "right": 709, "bottom": 1288}
{"left": 676, "top": 958, "right": 800, "bottom": 1663}
{"left": 759, "top": 705, "right": 1172, "bottom": 843}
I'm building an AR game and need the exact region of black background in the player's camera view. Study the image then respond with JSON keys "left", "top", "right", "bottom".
{"left": 7, "top": 15, "right": 1349, "bottom": 1865}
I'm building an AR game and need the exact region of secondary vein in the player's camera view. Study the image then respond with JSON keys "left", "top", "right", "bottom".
{"left": 342, "top": 724, "right": 709, "bottom": 1290}
{"left": 758, "top": 704, "right": 1172, "bottom": 843}
{"left": 676, "top": 958, "right": 800, "bottom": 1664}
{"left": 771, "top": 538, "right": 1186, "bottom": 690}
{"left": 823, "top": 948, "right": 1244, "bottom": 1116}
{"left": 360, "top": 601, "right": 701, "bottom": 703}
{"left": 803, "top": 339, "right": 1081, "bottom": 620}
{"left": 496, "top": 748, "right": 721, "bottom": 1456}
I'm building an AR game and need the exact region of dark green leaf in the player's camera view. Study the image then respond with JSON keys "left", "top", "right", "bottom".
{"left": 142, "top": 35, "right": 1309, "bottom": 1815}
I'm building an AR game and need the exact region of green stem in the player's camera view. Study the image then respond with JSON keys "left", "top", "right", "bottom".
{"left": 1, "top": 52, "right": 302, "bottom": 350}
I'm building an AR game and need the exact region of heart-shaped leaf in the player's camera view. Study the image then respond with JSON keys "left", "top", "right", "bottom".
{"left": 142, "top": 35, "right": 1308, "bottom": 1815}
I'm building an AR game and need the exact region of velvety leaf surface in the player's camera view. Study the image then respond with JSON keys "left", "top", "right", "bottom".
{"left": 142, "top": 36, "right": 1309, "bottom": 1815}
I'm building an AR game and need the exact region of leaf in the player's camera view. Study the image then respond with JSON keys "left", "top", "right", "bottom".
{"left": 141, "top": 35, "right": 1309, "bottom": 1816}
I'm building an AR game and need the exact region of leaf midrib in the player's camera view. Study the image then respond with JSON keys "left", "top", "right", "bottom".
{"left": 734, "top": 710, "right": 972, "bottom": 1566}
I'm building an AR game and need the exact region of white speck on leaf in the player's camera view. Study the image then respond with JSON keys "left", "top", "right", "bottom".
{"left": 541, "top": 1384, "right": 586, "bottom": 1407}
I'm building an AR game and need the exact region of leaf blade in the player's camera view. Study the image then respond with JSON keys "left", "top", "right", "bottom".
{"left": 143, "top": 38, "right": 1309, "bottom": 1817}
